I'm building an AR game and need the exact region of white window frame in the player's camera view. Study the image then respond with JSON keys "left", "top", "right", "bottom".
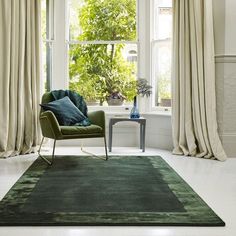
{"left": 42, "top": 0, "right": 55, "bottom": 92}
{"left": 150, "top": 0, "right": 172, "bottom": 113}
{"left": 50, "top": 0, "right": 172, "bottom": 114}
{"left": 66, "top": 0, "right": 141, "bottom": 113}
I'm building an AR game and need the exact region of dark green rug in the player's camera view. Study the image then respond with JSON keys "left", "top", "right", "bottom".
{"left": 0, "top": 156, "right": 225, "bottom": 226}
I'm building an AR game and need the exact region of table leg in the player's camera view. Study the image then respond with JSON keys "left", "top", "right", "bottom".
{"left": 109, "top": 121, "right": 113, "bottom": 152}
{"left": 142, "top": 121, "right": 146, "bottom": 152}
{"left": 140, "top": 123, "right": 143, "bottom": 149}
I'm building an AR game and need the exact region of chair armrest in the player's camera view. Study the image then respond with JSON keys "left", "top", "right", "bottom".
{"left": 39, "top": 111, "right": 62, "bottom": 139}
{"left": 87, "top": 110, "right": 106, "bottom": 134}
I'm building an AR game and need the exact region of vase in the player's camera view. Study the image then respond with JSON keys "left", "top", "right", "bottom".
{"left": 130, "top": 96, "right": 140, "bottom": 119}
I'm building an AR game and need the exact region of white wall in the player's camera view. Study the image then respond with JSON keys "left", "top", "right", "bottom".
{"left": 55, "top": 0, "right": 173, "bottom": 151}
{"left": 57, "top": 0, "right": 236, "bottom": 157}
{"left": 58, "top": 112, "right": 173, "bottom": 152}
{"left": 214, "top": 0, "right": 236, "bottom": 157}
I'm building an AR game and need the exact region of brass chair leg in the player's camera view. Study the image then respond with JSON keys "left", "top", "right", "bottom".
{"left": 104, "top": 136, "right": 108, "bottom": 161}
{"left": 38, "top": 137, "right": 44, "bottom": 155}
{"left": 80, "top": 138, "right": 108, "bottom": 161}
{"left": 38, "top": 137, "right": 56, "bottom": 165}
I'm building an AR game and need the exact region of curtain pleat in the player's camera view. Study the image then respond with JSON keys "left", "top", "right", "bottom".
{"left": 0, "top": 0, "right": 41, "bottom": 158}
{"left": 172, "top": 0, "right": 227, "bottom": 161}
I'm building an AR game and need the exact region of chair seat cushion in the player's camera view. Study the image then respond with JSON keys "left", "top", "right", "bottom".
{"left": 61, "top": 124, "right": 103, "bottom": 135}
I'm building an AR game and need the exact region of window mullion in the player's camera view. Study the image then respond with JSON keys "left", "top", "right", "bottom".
{"left": 67, "top": 40, "right": 138, "bottom": 45}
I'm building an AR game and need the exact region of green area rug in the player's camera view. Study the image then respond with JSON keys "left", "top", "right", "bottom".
{"left": 0, "top": 156, "right": 225, "bottom": 226}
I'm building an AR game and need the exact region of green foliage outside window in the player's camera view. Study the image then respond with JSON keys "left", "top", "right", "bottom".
{"left": 158, "top": 74, "right": 171, "bottom": 100}
{"left": 69, "top": 0, "right": 137, "bottom": 105}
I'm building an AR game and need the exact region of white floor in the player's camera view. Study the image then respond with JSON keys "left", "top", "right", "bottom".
{"left": 0, "top": 147, "right": 236, "bottom": 236}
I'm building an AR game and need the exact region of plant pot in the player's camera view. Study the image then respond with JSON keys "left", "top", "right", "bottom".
{"left": 107, "top": 98, "right": 124, "bottom": 106}
{"left": 160, "top": 98, "right": 171, "bottom": 107}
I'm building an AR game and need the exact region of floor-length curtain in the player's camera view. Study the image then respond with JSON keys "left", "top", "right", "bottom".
{"left": 0, "top": 0, "right": 41, "bottom": 158}
{"left": 172, "top": 0, "right": 227, "bottom": 161}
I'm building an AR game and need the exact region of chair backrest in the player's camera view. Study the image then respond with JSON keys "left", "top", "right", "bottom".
{"left": 41, "top": 92, "right": 54, "bottom": 104}
{"left": 40, "top": 90, "right": 88, "bottom": 116}
{"left": 40, "top": 92, "right": 54, "bottom": 115}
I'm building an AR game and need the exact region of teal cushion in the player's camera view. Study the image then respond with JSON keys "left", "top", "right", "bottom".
{"left": 40, "top": 96, "right": 90, "bottom": 126}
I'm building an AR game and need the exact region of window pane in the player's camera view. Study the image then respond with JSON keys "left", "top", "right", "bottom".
{"left": 41, "top": 0, "right": 53, "bottom": 92}
{"left": 153, "top": 41, "right": 171, "bottom": 107}
{"left": 42, "top": 42, "right": 52, "bottom": 92}
{"left": 153, "top": 0, "right": 172, "bottom": 40}
{"left": 69, "top": 43, "right": 137, "bottom": 106}
{"left": 41, "top": 0, "right": 54, "bottom": 40}
{"left": 153, "top": 0, "right": 172, "bottom": 107}
{"left": 42, "top": 42, "right": 47, "bottom": 90}
{"left": 41, "top": 0, "right": 47, "bottom": 40}
{"left": 69, "top": 0, "right": 137, "bottom": 41}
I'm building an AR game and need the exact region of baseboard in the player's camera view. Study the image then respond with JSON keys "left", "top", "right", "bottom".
{"left": 215, "top": 54, "right": 236, "bottom": 63}
{"left": 220, "top": 133, "right": 236, "bottom": 157}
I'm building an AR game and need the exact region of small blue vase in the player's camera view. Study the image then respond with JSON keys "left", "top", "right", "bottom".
{"left": 130, "top": 96, "right": 140, "bottom": 119}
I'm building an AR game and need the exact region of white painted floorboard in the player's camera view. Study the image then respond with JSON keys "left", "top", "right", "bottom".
{"left": 0, "top": 147, "right": 236, "bottom": 236}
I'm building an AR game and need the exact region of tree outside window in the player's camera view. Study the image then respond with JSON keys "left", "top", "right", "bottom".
{"left": 69, "top": 0, "right": 137, "bottom": 106}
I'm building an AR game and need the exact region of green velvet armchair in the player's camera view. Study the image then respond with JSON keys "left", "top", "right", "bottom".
{"left": 38, "top": 92, "right": 108, "bottom": 165}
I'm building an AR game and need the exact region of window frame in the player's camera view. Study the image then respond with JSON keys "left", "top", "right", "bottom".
{"left": 66, "top": 0, "right": 140, "bottom": 111}
{"left": 49, "top": 0, "right": 172, "bottom": 114}
{"left": 42, "top": 0, "right": 55, "bottom": 92}
{"left": 150, "top": 0, "right": 172, "bottom": 113}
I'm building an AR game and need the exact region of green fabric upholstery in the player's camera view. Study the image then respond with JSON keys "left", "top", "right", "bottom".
{"left": 40, "top": 111, "right": 62, "bottom": 139}
{"left": 39, "top": 91, "right": 106, "bottom": 141}
{"left": 41, "top": 92, "right": 54, "bottom": 104}
{"left": 88, "top": 111, "right": 105, "bottom": 135}
{"left": 61, "top": 125, "right": 102, "bottom": 135}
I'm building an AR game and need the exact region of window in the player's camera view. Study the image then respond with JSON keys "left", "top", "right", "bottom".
{"left": 41, "top": 0, "right": 54, "bottom": 92}
{"left": 44, "top": 0, "right": 173, "bottom": 112}
{"left": 68, "top": 0, "right": 138, "bottom": 106}
{"left": 151, "top": 0, "right": 172, "bottom": 108}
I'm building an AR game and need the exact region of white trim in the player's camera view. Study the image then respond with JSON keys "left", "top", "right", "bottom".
{"left": 67, "top": 40, "right": 138, "bottom": 45}
{"left": 65, "top": 0, "right": 69, "bottom": 88}
{"left": 151, "top": 106, "right": 172, "bottom": 112}
{"left": 151, "top": 38, "right": 171, "bottom": 43}
{"left": 88, "top": 105, "right": 132, "bottom": 113}
{"left": 49, "top": 0, "right": 172, "bottom": 115}
{"left": 215, "top": 54, "right": 236, "bottom": 63}
{"left": 52, "top": 0, "right": 68, "bottom": 90}
{"left": 43, "top": 39, "right": 54, "bottom": 43}
{"left": 150, "top": 0, "right": 155, "bottom": 110}
{"left": 49, "top": 0, "right": 55, "bottom": 40}
{"left": 150, "top": 0, "right": 173, "bottom": 112}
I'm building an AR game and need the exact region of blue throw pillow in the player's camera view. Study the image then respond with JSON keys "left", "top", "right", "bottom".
{"left": 40, "top": 96, "right": 90, "bottom": 126}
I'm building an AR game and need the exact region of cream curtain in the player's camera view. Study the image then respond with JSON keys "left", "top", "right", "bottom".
{"left": 172, "top": 0, "right": 227, "bottom": 161}
{"left": 0, "top": 0, "right": 41, "bottom": 158}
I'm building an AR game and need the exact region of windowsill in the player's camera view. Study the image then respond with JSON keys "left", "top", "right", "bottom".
{"left": 88, "top": 106, "right": 172, "bottom": 117}
{"left": 88, "top": 105, "right": 132, "bottom": 112}
{"left": 142, "top": 111, "right": 172, "bottom": 117}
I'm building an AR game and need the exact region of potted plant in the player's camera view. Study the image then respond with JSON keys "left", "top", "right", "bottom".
{"left": 158, "top": 75, "right": 171, "bottom": 107}
{"left": 136, "top": 78, "right": 152, "bottom": 97}
{"left": 104, "top": 70, "right": 136, "bottom": 106}
{"left": 107, "top": 91, "right": 126, "bottom": 106}
{"left": 129, "top": 78, "right": 152, "bottom": 117}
